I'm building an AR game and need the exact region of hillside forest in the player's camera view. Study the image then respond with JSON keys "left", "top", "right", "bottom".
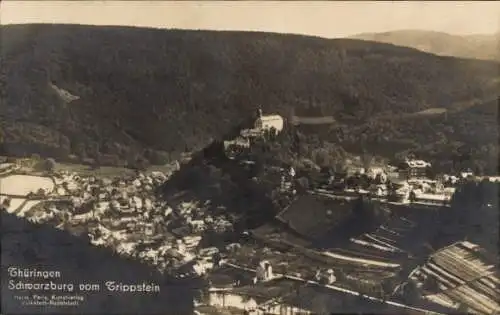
{"left": 1, "top": 24, "right": 498, "bottom": 174}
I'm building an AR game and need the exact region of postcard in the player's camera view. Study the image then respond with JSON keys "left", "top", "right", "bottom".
{"left": 1, "top": 1, "right": 499, "bottom": 314}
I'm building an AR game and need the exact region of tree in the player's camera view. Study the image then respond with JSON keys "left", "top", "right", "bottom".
{"left": 148, "top": 150, "right": 170, "bottom": 165}
{"left": 401, "top": 280, "right": 421, "bottom": 304}
{"left": 59, "top": 210, "right": 71, "bottom": 229}
{"left": 409, "top": 190, "right": 417, "bottom": 203}
{"left": 295, "top": 177, "right": 310, "bottom": 193}
{"left": 91, "top": 155, "right": 101, "bottom": 170}
{"left": 473, "top": 163, "right": 485, "bottom": 176}
{"left": 267, "top": 127, "right": 278, "bottom": 140}
{"left": 425, "top": 166, "right": 437, "bottom": 180}
{"left": 334, "top": 161, "right": 348, "bottom": 176}
{"left": 2, "top": 197, "right": 11, "bottom": 209}
{"left": 361, "top": 151, "right": 373, "bottom": 171}
{"left": 88, "top": 141, "right": 100, "bottom": 159}
{"left": 359, "top": 174, "right": 371, "bottom": 190}
{"left": 314, "top": 148, "right": 332, "bottom": 168}
{"left": 31, "top": 153, "right": 41, "bottom": 161}
{"left": 381, "top": 278, "right": 398, "bottom": 296}
{"left": 374, "top": 173, "right": 384, "bottom": 185}
{"left": 74, "top": 143, "right": 87, "bottom": 161}
{"left": 0, "top": 128, "right": 4, "bottom": 155}
{"left": 130, "top": 155, "right": 148, "bottom": 171}
{"left": 37, "top": 158, "right": 56, "bottom": 173}
{"left": 47, "top": 158, "right": 56, "bottom": 171}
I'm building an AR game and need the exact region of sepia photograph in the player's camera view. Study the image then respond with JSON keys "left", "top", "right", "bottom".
{"left": 0, "top": 1, "right": 499, "bottom": 314}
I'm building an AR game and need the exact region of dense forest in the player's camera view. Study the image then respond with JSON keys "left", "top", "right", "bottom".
{"left": 1, "top": 24, "right": 498, "bottom": 173}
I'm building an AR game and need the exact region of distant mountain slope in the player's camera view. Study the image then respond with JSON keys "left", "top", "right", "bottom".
{"left": 1, "top": 24, "right": 498, "bottom": 172}
{"left": 350, "top": 30, "right": 500, "bottom": 61}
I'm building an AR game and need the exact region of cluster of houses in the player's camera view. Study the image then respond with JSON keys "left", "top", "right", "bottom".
{"left": 309, "top": 158, "right": 480, "bottom": 207}
{"left": 384, "top": 159, "right": 494, "bottom": 206}
{"left": 219, "top": 110, "right": 465, "bottom": 210}
{"left": 197, "top": 157, "right": 498, "bottom": 315}
{"left": 0, "top": 156, "right": 243, "bottom": 280}
{"left": 203, "top": 244, "right": 347, "bottom": 314}
{"left": 54, "top": 171, "right": 170, "bottom": 224}
{"left": 26, "top": 168, "right": 237, "bottom": 276}
{"left": 200, "top": 236, "right": 499, "bottom": 315}
{"left": 255, "top": 155, "right": 471, "bottom": 211}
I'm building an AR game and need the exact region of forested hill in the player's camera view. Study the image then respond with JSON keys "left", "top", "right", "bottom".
{"left": 1, "top": 24, "right": 499, "bottom": 171}
{"left": 350, "top": 30, "right": 500, "bottom": 61}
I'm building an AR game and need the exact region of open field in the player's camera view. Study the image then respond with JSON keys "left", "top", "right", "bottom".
{"left": 0, "top": 175, "right": 54, "bottom": 196}
{"left": 54, "top": 163, "right": 135, "bottom": 178}
{"left": 374, "top": 108, "right": 448, "bottom": 121}
{"left": 412, "top": 108, "right": 448, "bottom": 115}
{"left": 290, "top": 116, "right": 337, "bottom": 125}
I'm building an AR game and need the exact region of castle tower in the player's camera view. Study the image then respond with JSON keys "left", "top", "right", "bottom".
{"left": 257, "top": 107, "right": 263, "bottom": 118}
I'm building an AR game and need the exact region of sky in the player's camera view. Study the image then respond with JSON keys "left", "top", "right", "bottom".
{"left": 1, "top": 1, "right": 499, "bottom": 38}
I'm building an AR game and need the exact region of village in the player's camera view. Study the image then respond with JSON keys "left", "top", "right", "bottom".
{"left": 1, "top": 110, "right": 499, "bottom": 315}
{"left": 0, "top": 160, "right": 238, "bottom": 276}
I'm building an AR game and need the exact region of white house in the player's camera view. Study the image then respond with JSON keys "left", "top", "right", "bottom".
{"left": 255, "top": 260, "right": 274, "bottom": 283}
{"left": 208, "top": 289, "right": 259, "bottom": 313}
{"left": 144, "top": 223, "right": 155, "bottom": 236}
{"left": 254, "top": 110, "right": 284, "bottom": 134}
{"left": 399, "top": 159, "right": 431, "bottom": 179}
{"left": 224, "top": 137, "right": 251, "bottom": 150}
{"left": 487, "top": 176, "right": 500, "bottom": 183}
{"left": 460, "top": 169, "right": 474, "bottom": 179}
{"left": 413, "top": 193, "right": 451, "bottom": 206}
{"left": 133, "top": 179, "right": 142, "bottom": 187}
{"left": 164, "top": 206, "right": 173, "bottom": 217}
{"left": 373, "top": 184, "right": 387, "bottom": 197}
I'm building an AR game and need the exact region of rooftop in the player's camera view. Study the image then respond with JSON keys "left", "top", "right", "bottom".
{"left": 253, "top": 203, "right": 444, "bottom": 282}
{"left": 275, "top": 194, "right": 354, "bottom": 241}
{"left": 209, "top": 265, "right": 435, "bottom": 315}
{"left": 232, "top": 233, "right": 399, "bottom": 286}
{"left": 324, "top": 208, "right": 438, "bottom": 266}
{"left": 414, "top": 193, "right": 450, "bottom": 202}
{"left": 403, "top": 160, "right": 432, "bottom": 168}
{"left": 207, "top": 265, "right": 256, "bottom": 288}
{"left": 227, "top": 278, "right": 298, "bottom": 302}
{"left": 410, "top": 241, "right": 500, "bottom": 315}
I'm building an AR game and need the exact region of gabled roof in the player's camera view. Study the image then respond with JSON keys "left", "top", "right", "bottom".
{"left": 208, "top": 265, "right": 255, "bottom": 288}
{"left": 411, "top": 241, "right": 500, "bottom": 315}
{"left": 405, "top": 160, "right": 431, "bottom": 168}
{"left": 276, "top": 194, "right": 353, "bottom": 241}
{"left": 256, "top": 114, "right": 283, "bottom": 121}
